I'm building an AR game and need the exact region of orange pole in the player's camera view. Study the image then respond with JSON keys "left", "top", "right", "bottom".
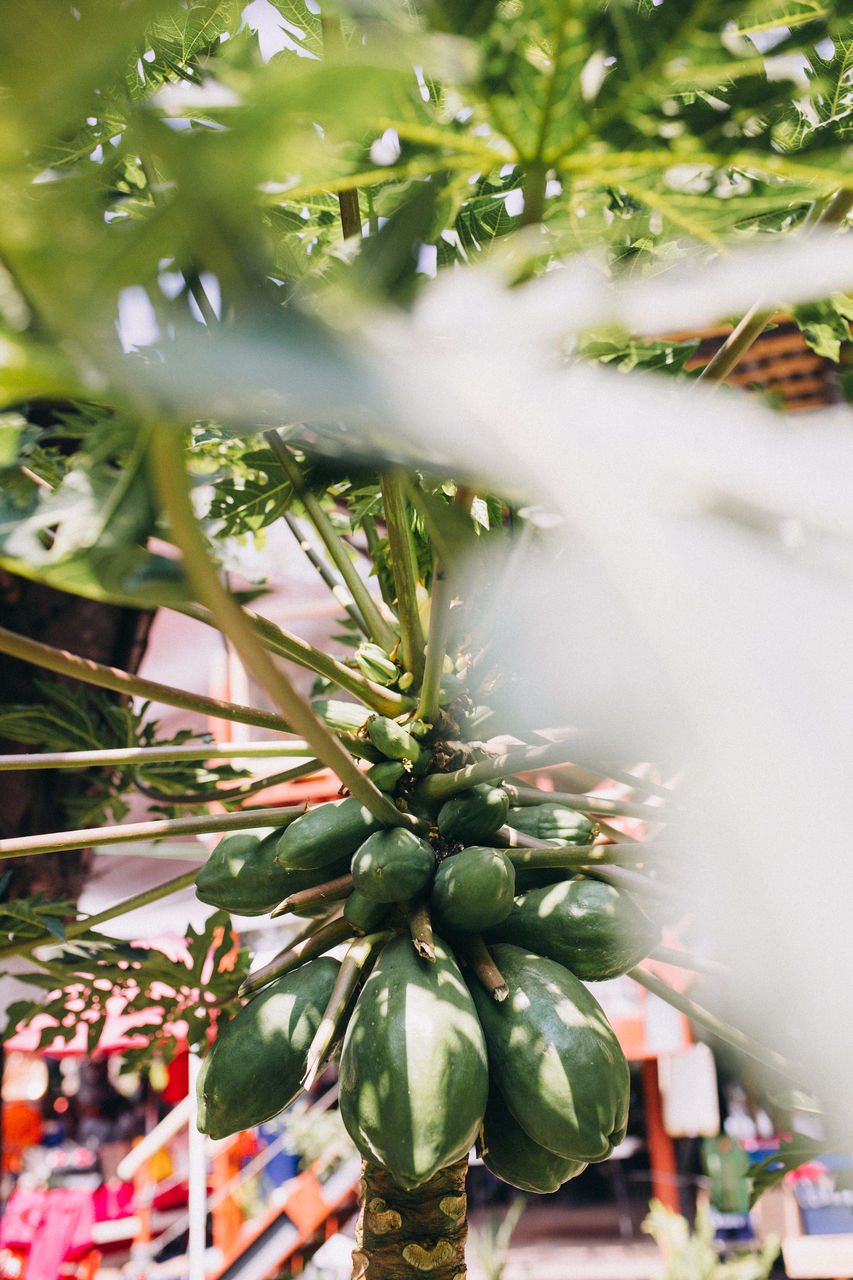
{"left": 133, "top": 1157, "right": 153, "bottom": 1249}
{"left": 642, "top": 1057, "right": 680, "bottom": 1213}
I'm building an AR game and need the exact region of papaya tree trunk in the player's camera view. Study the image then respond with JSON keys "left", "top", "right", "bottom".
{"left": 352, "top": 1156, "right": 469, "bottom": 1280}
{"left": 0, "top": 569, "right": 154, "bottom": 900}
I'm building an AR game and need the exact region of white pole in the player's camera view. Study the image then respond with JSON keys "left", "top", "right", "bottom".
{"left": 116, "top": 1094, "right": 193, "bottom": 1182}
{"left": 187, "top": 1053, "right": 208, "bottom": 1280}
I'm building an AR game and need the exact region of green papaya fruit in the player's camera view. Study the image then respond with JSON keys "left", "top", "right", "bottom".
{"left": 430, "top": 845, "right": 515, "bottom": 933}
{"left": 276, "top": 795, "right": 384, "bottom": 870}
{"left": 481, "top": 1085, "right": 588, "bottom": 1194}
{"left": 366, "top": 760, "right": 406, "bottom": 792}
{"left": 195, "top": 829, "right": 349, "bottom": 916}
{"left": 485, "top": 877, "right": 658, "bottom": 981}
{"left": 351, "top": 827, "right": 436, "bottom": 903}
{"left": 468, "top": 944, "right": 629, "bottom": 1163}
{"left": 367, "top": 715, "right": 427, "bottom": 771}
{"left": 343, "top": 889, "right": 391, "bottom": 934}
{"left": 437, "top": 784, "right": 509, "bottom": 844}
{"left": 339, "top": 934, "right": 488, "bottom": 1190}
{"left": 196, "top": 956, "right": 340, "bottom": 1139}
{"left": 506, "top": 804, "right": 598, "bottom": 845}
{"left": 312, "top": 699, "right": 369, "bottom": 734}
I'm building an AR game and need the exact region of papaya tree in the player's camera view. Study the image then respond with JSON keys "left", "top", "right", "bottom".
{"left": 3, "top": 2, "right": 853, "bottom": 1277}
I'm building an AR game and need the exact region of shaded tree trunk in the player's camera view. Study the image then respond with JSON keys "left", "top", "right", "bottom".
{"left": 353, "top": 1157, "right": 469, "bottom": 1280}
{"left": 0, "top": 570, "right": 153, "bottom": 900}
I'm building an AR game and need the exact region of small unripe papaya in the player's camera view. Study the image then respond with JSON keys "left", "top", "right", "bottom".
{"left": 351, "top": 827, "right": 436, "bottom": 903}
{"left": 430, "top": 845, "right": 515, "bottom": 933}
{"left": 196, "top": 956, "right": 340, "bottom": 1139}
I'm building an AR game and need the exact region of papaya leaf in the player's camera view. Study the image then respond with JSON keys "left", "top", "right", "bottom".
{"left": 792, "top": 294, "right": 853, "bottom": 360}
{"left": 734, "top": 3, "right": 838, "bottom": 36}
{"left": 264, "top": 0, "right": 324, "bottom": 60}
{"left": 748, "top": 1132, "right": 831, "bottom": 1205}
{"left": 355, "top": 180, "right": 441, "bottom": 302}
{"left": 0, "top": 682, "right": 249, "bottom": 827}
{"left": 203, "top": 444, "right": 302, "bottom": 539}
{"left": 0, "top": 900, "right": 68, "bottom": 942}
{"left": 0, "top": 404, "right": 194, "bottom": 608}
{"left": 148, "top": 1, "right": 242, "bottom": 65}
{"left": 3, "top": 913, "right": 247, "bottom": 1063}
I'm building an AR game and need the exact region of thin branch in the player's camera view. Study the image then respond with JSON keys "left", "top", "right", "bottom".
{"left": 521, "top": 163, "right": 547, "bottom": 226}
{"left": 0, "top": 869, "right": 200, "bottom": 963}
{"left": 182, "top": 600, "right": 414, "bottom": 717}
{"left": 416, "top": 485, "right": 473, "bottom": 723}
{"left": 265, "top": 432, "right": 397, "bottom": 653}
{"left": 403, "top": 899, "right": 435, "bottom": 961}
{"left": 456, "top": 935, "right": 508, "bottom": 1002}
{"left": 415, "top": 562, "right": 454, "bottom": 724}
{"left": 583, "top": 863, "right": 682, "bottom": 904}
{"left": 0, "top": 740, "right": 314, "bottom": 771}
{"left": 302, "top": 930, "right": 392, "bottom": 1090}
{"left": 271, "top": 872, "right": 354, "bottom": 918}
{"left": 239, "top": 913, "right": 354, "bottom": 997}
{"left": 0, "top": 804, "right": 307, "bottom": 859}
{"left": 338, "top": 188, "right": 362, "bottom": 240}
{"left": 698, "top": 186, "right": 853, "bottom": 384}
{"left": 183, "top": 268, "right": 219, "bottom": 326}
{"left": 596, "top": 819, "right": 641, "bottom": 844}
{"left": 399, "top": 475, "right": 459, "bottom": 572}
{"left": 502, "top": 782, "right": 668, "bottom": 820}
{"left": 0, "top": 626, "right": 295, "bottom": 736}
{"left": 577, "top": 764, "right": 675, "bottom": 801}
{"left": 380, "top": 473, "right": 425, "bottom": 682}
{"left": 415, "top": 737, "right": 580, "bottom": 802}
{"left": 362, "top": 514, "right": 397, "bottom": 610}
{"left": 695, "top": 301, "right": 776, "bottom": 385}
{"left": 282, "top": 509, "right": 369, "bottom": 636}
{"left": 133, "top": 758, "right": 324, "bottom": 806}
{"left": 499, "top": 837, "right": 642, "bottom": 870}
{"left": 628, "top": 966, "right": 801, "bottom": 1081}
{"left": 649, "top": 944, "right": 730, "bottom": 980}
{"left": 149, "top": 426, "right": 404, "bottom": 827}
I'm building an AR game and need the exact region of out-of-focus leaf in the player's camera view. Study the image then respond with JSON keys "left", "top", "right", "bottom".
{"left": 355, "top": 180, "right": 440, "bottom": 301}
{"left": 0, "top": 335, "right": 90, "bottom": 411}
{"left": 792, "top": 294, "right": 853, "bottom": 360}
{"left": 748, "top": 1133, "right": 831, "bottom": 1205}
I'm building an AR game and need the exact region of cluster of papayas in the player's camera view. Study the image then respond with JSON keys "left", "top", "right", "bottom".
{"left": 194, "top": 713, "right": 661, "bottom": 1196}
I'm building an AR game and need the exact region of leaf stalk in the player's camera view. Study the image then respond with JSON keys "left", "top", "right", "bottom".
{"left": 415, "top": 486, "right": 473, "bottom": 723}
{"left": 302, "top": 929, "right": 392, "bottom": 1090}
{"left": 0, "top": 868, "right": 200, "bottom": 963}
{"left": 0, "top": 626, "right": 294, "bottom": 737}
{"left": 149, "top": 426, "right": 404, "bottom": 827}
{"left": 379, "top": 472, "right": 426, "bottom": 683}
{"left": 628, "top": 966, "right": 800, "bottom": 1081}
{"left": 0, "top": 804, "right": 307, "bottom": 859}
{"left": 415, "top": 737, "right": 579, "bottom": 802}
{"left": 266, "top": 433, "right": 397, "bottom": 653}
{"left": 0, "top": 740, "right": 315, "bottom": 771}
{"left": 503, "top": 782, "right": 668, "bottom": 820}
{"left": 238, "top": 913, "right": 354, "bottom": 997}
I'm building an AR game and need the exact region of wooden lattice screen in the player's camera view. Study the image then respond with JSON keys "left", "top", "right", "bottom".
{"left": 683, "top": 314, "right": 846, "bottom": 411}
